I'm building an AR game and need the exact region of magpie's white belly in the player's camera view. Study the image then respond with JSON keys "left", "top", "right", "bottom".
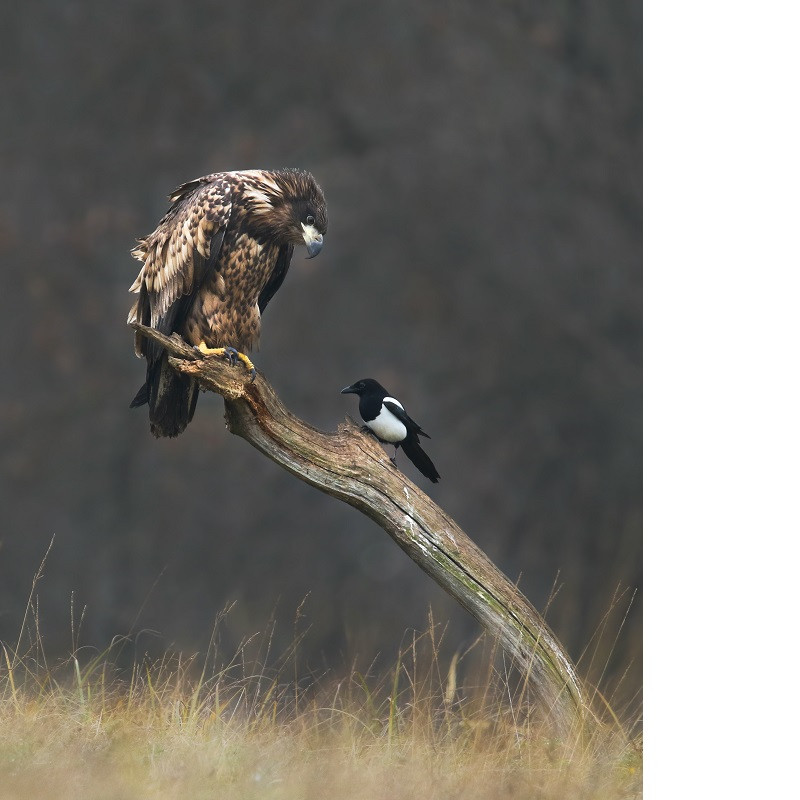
{"left": 367, "top": 402, "right": 407, "bottom": 443}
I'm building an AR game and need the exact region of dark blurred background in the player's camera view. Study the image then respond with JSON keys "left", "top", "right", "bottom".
{"left": 1, "top": 1, "right": 641, "bottom": 709}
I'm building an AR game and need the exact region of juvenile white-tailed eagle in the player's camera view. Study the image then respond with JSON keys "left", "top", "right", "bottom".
{"left": 128, "top": 169, "right": 327, "bottom": 437}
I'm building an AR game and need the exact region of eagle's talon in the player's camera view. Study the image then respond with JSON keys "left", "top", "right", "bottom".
{"left": 194, "top": 342, "right": 255, "bottom": 376}
{"left": 219, "top": 345, "right": 256, "bottom": 377}
{"left": 223, "top": 346, "right": 239, "bottom": 366}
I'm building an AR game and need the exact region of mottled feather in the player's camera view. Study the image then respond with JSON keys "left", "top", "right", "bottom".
{"left": 128, "top": 168, "right": 327, "bottom": 437}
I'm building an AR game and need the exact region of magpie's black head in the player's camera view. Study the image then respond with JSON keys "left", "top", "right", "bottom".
{"left": 341, "top": 378, "right": 385, "bottom": 397}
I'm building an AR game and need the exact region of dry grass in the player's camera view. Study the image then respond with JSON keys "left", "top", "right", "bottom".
{"left": 0, "top": 635, "right": 640, "bottom": 799}
{"left": 0, "top": 548, "right": 641, "bottom": 799}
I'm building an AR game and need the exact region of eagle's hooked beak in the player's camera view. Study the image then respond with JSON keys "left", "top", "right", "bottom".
{"left": 301, "top": 223, "right": 324, "bottom": 259}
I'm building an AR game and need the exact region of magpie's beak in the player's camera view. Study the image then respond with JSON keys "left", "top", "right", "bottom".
{"left": 301, "top": 223, "right": 324, "bottom": 259}
{"left": 340, "top": 384, "right": 357, "bottom": 395}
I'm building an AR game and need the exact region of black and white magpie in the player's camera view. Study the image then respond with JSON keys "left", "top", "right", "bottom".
{"left": 341, "top": 378, "right": 441, "bottom": 483}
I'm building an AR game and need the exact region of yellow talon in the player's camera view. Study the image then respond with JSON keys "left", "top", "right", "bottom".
{"left": 194, "top": 341, "right": 225, "bottom": 358}
{"left": 234, "top": 351, "right": 256, "bottom": 374}
{"left": 194, "top": 342, "right": 256, "bottom": 379}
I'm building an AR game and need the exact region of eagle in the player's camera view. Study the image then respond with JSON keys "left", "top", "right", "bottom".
{"left": 128, "top": 168, "right": 327, "bottom": 438}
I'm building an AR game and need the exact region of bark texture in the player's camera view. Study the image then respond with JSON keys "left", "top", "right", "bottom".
{"left": 131, "top": 323, "right": 587, "bottom": 733}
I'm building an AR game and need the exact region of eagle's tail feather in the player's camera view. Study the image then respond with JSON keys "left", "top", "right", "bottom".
{"left": 130, "top": 381, "right": 149, "bottom": 408}
{"left": 400, "top": 437, "right": 441, "bottom": 483}
{"left": 132, "top": 353, "right": 198, "bottom": 438}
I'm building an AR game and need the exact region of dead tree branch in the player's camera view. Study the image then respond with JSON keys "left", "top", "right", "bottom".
{"left": 130, "top": 324, "right": 587, "bottom": 734}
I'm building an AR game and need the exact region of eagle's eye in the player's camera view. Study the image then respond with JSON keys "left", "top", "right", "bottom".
{"left": 305, "top": 215, "right": 315, "bottom": 226}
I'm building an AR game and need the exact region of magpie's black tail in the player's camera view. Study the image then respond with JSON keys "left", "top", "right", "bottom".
{"left": 400, "top": 436, "right": 441, "bottom": 483}
{"left": 130, "top": 352, "right": 198, "bottom": 438}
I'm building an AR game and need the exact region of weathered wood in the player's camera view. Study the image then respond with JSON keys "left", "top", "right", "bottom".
{"left": 130, "top": 324, "right": 587, "bottom": 733}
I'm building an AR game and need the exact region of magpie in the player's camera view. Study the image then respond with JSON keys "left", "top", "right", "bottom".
{"left": 341, "top": 378, "right": 441, "bottom": 483}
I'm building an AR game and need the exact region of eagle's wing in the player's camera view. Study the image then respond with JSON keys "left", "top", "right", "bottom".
{"left": 258, "top": 243, "right": 294, "bottom": 314}
{"left": 128, "top": 175, "right": 233, "bottom": 357}
{"left": 382, "top": 399, "right": 431, "bottom": 439}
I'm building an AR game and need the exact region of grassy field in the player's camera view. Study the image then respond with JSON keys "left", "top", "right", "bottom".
{"left": 1, "top": 624, "right": 641, "bottom": 800}
{"left": 1, "top": 549, "right": 641, "bottom": 799}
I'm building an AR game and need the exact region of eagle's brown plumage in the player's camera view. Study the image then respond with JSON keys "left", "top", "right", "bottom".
{"left": 128, "top": 168, "right": 327, "bottom": 437}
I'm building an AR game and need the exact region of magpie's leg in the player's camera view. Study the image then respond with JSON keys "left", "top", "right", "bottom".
{"left": 193, "top": 342, "right": 256, "bottom": 380}
{"left": 359, "top": 426, "right": 400, "bottom": 468}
